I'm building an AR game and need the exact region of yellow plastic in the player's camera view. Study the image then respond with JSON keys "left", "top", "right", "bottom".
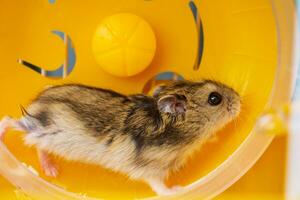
{"left": 92, "top": 13, "right": 156, "bottom": 77}
{"left": 0, "top": 0, "right": 297, "bottom": 199}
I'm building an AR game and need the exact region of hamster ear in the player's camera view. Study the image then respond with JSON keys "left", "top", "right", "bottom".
{"left": 157, "top": 94, "right": 187, "bottom": 114}
{"left": 153, "top": 85, "right": 166, "bottom": 98}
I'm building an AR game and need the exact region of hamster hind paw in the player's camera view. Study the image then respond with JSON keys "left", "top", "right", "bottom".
{"left": 146, "top": 178, "right": 183, "bottom": 196}
{"left": 159, "top": 185, "right": 183, "bottom": 196}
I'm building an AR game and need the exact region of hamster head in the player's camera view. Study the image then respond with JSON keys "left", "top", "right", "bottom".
{"left": 189, "top": 80, "right": 241, "bottom": 131}
{"left": 154, "top": 80, "right": 241, "bottom": 133}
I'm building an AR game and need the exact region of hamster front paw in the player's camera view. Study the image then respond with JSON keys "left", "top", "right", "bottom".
{"left": 42, "top": 160, "right": 59, "bottom": 177}
{"left": 38, "top": 149, "right": 59, "bottom": 177}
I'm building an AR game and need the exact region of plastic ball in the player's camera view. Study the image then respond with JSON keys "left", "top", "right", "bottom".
{"left": 92, "top": 13, "right": 156, "bottom": 77}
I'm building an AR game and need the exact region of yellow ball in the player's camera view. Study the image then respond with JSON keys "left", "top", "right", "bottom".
{"left": 92, "top": 13, "right": 156, "bottom": 77}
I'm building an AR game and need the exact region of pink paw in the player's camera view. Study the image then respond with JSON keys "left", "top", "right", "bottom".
{"left": 38, "top": 150, "right": 59, "bottom": 178}
{"left": 159, "top": 185, "right": 183, "bottom": 196}
{"left": 0, "top": 116, "right": 11, "bottom": 141}
{"left": 170, "top": 185, "right": 183, "bottom": 191}
{"left": 42, "top": 161, "right": 59, "bottom": 177}
{"left": 167, "top": 185, "right": 183, "bottom": 194}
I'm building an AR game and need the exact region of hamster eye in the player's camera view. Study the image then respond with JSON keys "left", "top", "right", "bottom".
{"left": 208, "top": 92, "right": 222, "bottom": 106}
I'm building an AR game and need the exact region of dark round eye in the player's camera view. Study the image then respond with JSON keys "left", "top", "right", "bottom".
{"left": 208, "top": 92, "right": 223, "bottom": 106}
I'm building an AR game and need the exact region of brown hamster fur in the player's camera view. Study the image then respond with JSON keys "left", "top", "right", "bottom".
{"left": 0, "top": 80, "right": 241, "bottom": 195}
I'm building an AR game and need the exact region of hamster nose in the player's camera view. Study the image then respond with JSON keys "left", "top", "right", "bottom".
{"left": 227, "top": 102, "right": 240, "bottom": 116}
{"left": 227, "top": 102, "right": 235, "bottom": 114}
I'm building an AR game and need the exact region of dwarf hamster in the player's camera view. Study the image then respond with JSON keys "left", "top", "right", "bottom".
{"left": 0, "top": 80, "right": 241, "bottom": 195}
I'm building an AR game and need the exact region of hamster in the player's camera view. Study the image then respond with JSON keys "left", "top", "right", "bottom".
{"left": 0, "top": 80, "right": 241, "bottom": 195}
